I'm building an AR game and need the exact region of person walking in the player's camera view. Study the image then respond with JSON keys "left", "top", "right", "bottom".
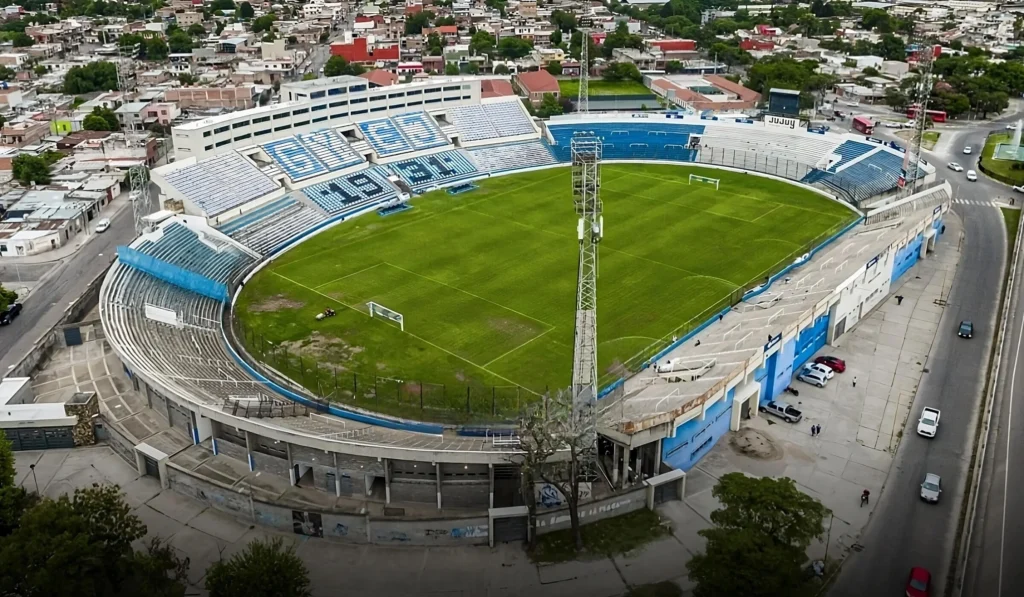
{"left": 896, "top": 295, "right": 905, "bottom": 305}
{"left": 853, "top": 376, "right": 858, "bottom": 388}
{"left": 861, "top": 489, "right": 870, "bottom": 507}
{"left": 815, "top": 424, "right": 821, "bottom": 436}
{"left": 811, "top": 424, "right": 817, "bottom": 437}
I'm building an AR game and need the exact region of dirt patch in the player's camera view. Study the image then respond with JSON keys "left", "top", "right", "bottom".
{"left": 729, "top": 427, "right": 781, "bottom": 460}
{"left": 280, "top": 331, "right": 348, "bottom": 360}
{"left": 376, "top": 362, "right": 388, "bottom": 371}
{"left": 249, "top": 295, "right": 305, "bottom": 312}
{"left": 605, "top": 359, "right": 629, "bottom": 378}
{"left": 454, "top": 370, "right": 466, "bottom": 382}
{"left": 488, "top": 317, "right": 534, "bottom": 337}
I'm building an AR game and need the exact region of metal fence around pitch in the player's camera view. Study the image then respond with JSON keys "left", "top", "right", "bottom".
{"left": 694, "top": 147, "right": 861, "bottom": 204}
{"left": 233, "top": 321, "right": 530, "bottom": 425}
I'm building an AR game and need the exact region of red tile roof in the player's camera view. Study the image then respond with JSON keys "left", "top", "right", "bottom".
{"left": 481, "top": 79, "right": 515, "bottom": 98}
{"left": 651, "top": 40, "right": 696, "bottom": 52}
{"left": 330, "top": 37, "right": 399, "bottom": 63}
{"left": 704, "top": 74, "right": 760, "bottom": 102}
{"left": 359, "top": 70, "right": 399, "bottom": 87}
{"left": 516, "top": 70, "right": 560, "bottom": 94}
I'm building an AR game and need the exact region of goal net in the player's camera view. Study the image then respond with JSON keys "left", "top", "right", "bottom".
{"left": 688, "top": 174, "right": 720, "bottom": 190}
{"left": 367, "top": 301, "right": 404, "bottom": 331}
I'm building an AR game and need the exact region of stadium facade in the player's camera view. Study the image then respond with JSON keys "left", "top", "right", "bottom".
{"left": 93, "top": 75, "right": 950, "bottom": 544}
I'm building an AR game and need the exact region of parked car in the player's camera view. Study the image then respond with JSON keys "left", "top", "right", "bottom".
{"left": 947, "top": 162, "right": 963, "bottom": 172}
{"left": 95, "top": 218, "right": 110, "bottom": 233}
{"left": 966, "top": 170, "right": 978, "bottom": 182}
{"left": 963, "top": 146, "right": 973, "bottom": 154}
{"left": 0, "top": 303, "right": 22, "bottom": 326}
{"left": 906, "top": 567, "right": 932, "bottom": 597}
{"left": 917, "top": 407, "right": 941, "bottom": 438}
{"left": 797, "top": 368, "right": 829, "bottom": 388}
{"left": 1014, "top": 185, "right": 1024, "bottom": 194}
{"left": 1008, "top": 124, "right": 1018, "bottom": 130}
{"left": 803, "top": 362, "right": 835, "bottom": 380}
{"left": 814, "top": 355, "right": 846, "bottom": 373}
{"left": 959, "top": 320, "right": 974, "bottom": 338}
{"left": 759, "top": 400, "right": 803, "bottom": 423}
{"left": 920, "top": 473, "right": 942, "bottom": 503}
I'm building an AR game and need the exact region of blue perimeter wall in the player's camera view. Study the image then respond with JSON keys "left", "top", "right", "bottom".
{"left": 662, "top": 387, "right": 734, "bottom": 471}
{"left": 891, "top": 216, "right": 944, "bottom": 284}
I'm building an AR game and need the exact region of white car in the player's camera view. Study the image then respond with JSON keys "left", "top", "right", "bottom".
{"left": 963, "top": 146, "right": 973, "bottom": 154}
{"left": 95, "top": 218, "right": 110, "bottom": 233}
{"left": 917, "top": 407, "right": 940, "bottom": 437}
{"left": 920, "top": 473, "right": 942, "bottom": 503}
{"left": 804, "top": 362, "right": 835, "bottom": 380}
{"left": 1008, "top": 124, "right": 1018, "bottom": 130}
{"left": 967, "top": 169, "right": 978, "bottom": 181}
{"left": 1013, "top": 185, "right": 1024, "bottom": 193}
{"left": 947, "top": 162, "right": 963, "bottom": 172}
{"left": 797, "top": 368, "right": 829, "bottom": 388}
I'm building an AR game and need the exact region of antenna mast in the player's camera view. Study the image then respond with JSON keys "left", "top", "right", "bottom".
{"left": 577, "top": 16, "right": 590, "bottom": 114}
{"left": 904, "top": 21, "right": 934, "bottom": 196}
{"left": 118, "top": 42, "right": 151, "bottom": 235}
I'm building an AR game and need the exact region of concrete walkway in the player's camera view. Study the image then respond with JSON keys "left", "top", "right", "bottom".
{"left": 10, "top": 214, "right": 963, "bottom": 597}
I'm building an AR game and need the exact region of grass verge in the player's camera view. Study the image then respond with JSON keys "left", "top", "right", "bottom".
{"left": 529, "top": 508, "right": 669, "bottom": 564}
{"left": 979, "top": 132, "right": 1024, "bottom": 185}
{"left": 558, "top": 79, "right": 652, "bottom": 97}
{"left": 625, "top": 581, "right": 683, "bottom": 597}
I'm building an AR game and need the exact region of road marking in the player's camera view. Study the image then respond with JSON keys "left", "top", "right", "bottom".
{"left": 999, "top": 262, "right": 1024, "bottom": 597}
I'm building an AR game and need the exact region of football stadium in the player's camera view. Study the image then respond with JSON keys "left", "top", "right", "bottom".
{"left": 92, "top": 75, "right": 952, "bottom": 544}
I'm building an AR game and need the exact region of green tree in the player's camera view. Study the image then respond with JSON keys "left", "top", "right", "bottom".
{"left": 287, "top": 35, "right": 298, "bottom": 45}
{"left": 63, "top": 61, "right": 118, "bottom": 94}
{"left": 11, "top": 32, "right": 32, "bottom": 47}
{"left": 498, "top": 36, "right": 532, "bottom": 59}
{"left": 426, "top": 32, "right": 444, "bottom": 56}
{"left": 177, "top": 72, "right": 198, "bottom": 85}
{"left": 466, "top": 61, "right": 480, "bottom": 74}
{"left": 187, "top": 23, "right": 206, "bottom": 37}
{"left": 602, "top": 61, "right": 642, "bottom": 83}
{"left": 876, "top": 33, "right": 906, "bottom": 61}
{"left": 444, "top": 62, "right": 460, "bottom": 75}
{"left": 205, "top": 537, "right": 311, "bottom": 597}
{"left": 687, "top": 473, "right": 830, "bottom": 597}
{"left": 0, "top": 433, "right": 29, "bottom": 537}
{"left": 239, "top": 1, "right": 254, "bottom": 19}
{"left": 11, "top": 154, "right": 53, "bottom": 185}
{"left": 0, "top": 484, "right": 188, "bottom": 596}
{"left": 0, "top": 66, "right": 13, "bottom": 80}
{"left": 550, "top": 29, "right": 562, "bottom": 46}
{"left": 545, "top": 61, "right": 561, "bottom": 76}
{"left": 469, "top": 30, "right": 495, "bottom": 55}
{"left": 322, "top": 55, "right": 365, "bottom": 77}
{"left": 550, "top": 9, "right": 576, "bottom": 31}
{"left": 665, "top": 59, "right": 683, "bottom": 74}
{"left": 211, "top": 0, "right": 234, "bottom": 11}
{"left": 535, "top": 93, "right": 563, "bottom": 118}
{"left": 860, "top": 8, "right": 892, "bottom": 32}
{"left": 144, "top": 36, "right": 169, "bottom": 60}
{"left": 251, "top": 14, "right": 275, "bottom": 34}
{"left": 32, "top": 64, "right": 47, "bottom": 76}
{"left": 404, "top": 11, "right": 433, "bottom": 35}
{"left": 493, "top": 63, "right": 510, "bottom": 75}
{"left": 884, "top": 87, "right": 908, "bottom": 111}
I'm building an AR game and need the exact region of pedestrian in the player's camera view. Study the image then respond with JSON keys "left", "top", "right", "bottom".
{"left": 896, "top": 295, "right": 904, "bottom": 305}
{"left": 719, "top": 313, "right": 724, "bottom": 322}
{"left": 811, "top": 424, "right": 817, "bottom": 437}
{"left": 853, "top": 376, "right": 858, "bottom": 388}
{"left": 816, "top": 424, "right": 822, "bottom": 436}
{"left": 861, "top": 489, "right": 870, "bottom": 507}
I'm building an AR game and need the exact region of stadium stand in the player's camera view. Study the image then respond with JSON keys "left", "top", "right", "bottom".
{"left": 296, "top": 129, "right": 365, "bottom": 171}
{"left": 468, "top": 141, "right": 558, "bottom": 173}
{"left": 133, "top": 222, "right": 255, "bottom": 284}
{"left": 392, "top": 112, "right": 449, "bottom": 151}
{"left": 387, "top": 149, "right": 479, "bottom": 190}
{"left": 261, "top": 137, "right": 329, "bottom": 181}
{"left": 826, "top": 140, "right": 877, "bottom": 171}
{"left": 449, "top": 101, "right": 535, "bottom": 142}
{"left": 814, "top": 148, "right": 917, "bottom": 198}
{"left": 218, "top": 197, "right": 328, "bottom": 255}
{"left": 358, "top": 118, "right": 412, "bottom": 157}
{"left": 698, "top": 125, "right": 841, "bottom": 168}
{"left": 302, "top": 167, "right": 398, "bottom": 213}
{"left": 163, "top": 152, "right": 279, "bottom": 217}
{"left": 547, "top": 122, "right": 705, "bottom": 162}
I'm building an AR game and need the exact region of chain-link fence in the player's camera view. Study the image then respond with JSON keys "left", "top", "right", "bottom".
{"left": 231, "top": 319, "right": 530, "bottom": 425}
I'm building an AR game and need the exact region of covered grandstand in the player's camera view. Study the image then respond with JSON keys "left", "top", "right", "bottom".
{"left": 97, "top": 77, "right": 948, "bottom": 541}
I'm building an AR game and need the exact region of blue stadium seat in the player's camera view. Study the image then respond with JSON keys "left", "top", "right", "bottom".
{"left": 297, "top": 129, "right": 364, "bottom": 171}
{"left": 547, "top": 122, "right": 706, "bottom": 163}
{"left": 217, "top": 197, "right": 297, "bottom": 235}
{"left": 134, "top": 223, "right": 251, "bottom": 284}
{"left": 392, "top": 113, "right": 448, "bottom": 151}
{"left": 387, "top": 150, "right": 478, "bottom": 191}
{"left": 358, "top": 118, "right": 412, "bottom": 157}
{"left": 261, "top": 138, "right": 329, "bottom": 180}
{"left": 826, "top": 141, "right": 876, "bottom": 172}
{"left": 303, "top": 167, "right": 398, "bottom": 214}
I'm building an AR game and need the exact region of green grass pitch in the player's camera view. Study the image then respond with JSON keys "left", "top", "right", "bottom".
{"left": 236, "top": 164, "right": 855, "bottom": 423}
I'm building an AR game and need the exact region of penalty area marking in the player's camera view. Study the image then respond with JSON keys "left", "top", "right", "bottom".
{"left": 269, "top": 271, "right": 540, "bottom": 396}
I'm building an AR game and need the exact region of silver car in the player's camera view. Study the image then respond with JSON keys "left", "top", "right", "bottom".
{"left": 920, "top": 473, "right": 941, "bottom": 503}
{"left": 797, "top": 368, "right": 829, "bottom": 388}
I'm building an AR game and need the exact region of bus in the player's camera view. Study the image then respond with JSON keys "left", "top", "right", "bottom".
{"left": 906, "top": 106, "right": 947, "bottom": 123}
{"left": 852, "top": 116, "right": 875, "bottom": 135}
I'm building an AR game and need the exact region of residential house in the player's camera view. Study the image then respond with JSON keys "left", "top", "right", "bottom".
{"left": 515, "top": 69, "right": 560, "bottom": 105}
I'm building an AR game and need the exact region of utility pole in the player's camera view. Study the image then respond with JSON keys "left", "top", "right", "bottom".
{"left": 903, "top": 18, "right": 934, "bottom": 196}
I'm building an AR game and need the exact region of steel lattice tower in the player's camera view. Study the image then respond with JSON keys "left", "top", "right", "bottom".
{"left": 118, "top": 44, "right": 151, "bottom": 235}
{"left": 904, "top": 22, "right": 934, "bottom": 196}
{"left": 577, "top": 16, "right": 592, "bottom": 114}
{"left": 569, "top": 135, "right": 602, "bottom": 447}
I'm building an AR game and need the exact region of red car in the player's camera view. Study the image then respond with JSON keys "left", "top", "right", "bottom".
{"left": 906, "top": 567, "right": 931, "bottom": 597}
{"left": 815, "top": 355, "right": 846, "bottom": 373}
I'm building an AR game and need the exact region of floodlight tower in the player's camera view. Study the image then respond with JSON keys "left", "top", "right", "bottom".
{"left": 118, "top": 43, "right": 151, "bottom": 235}
{"left": 903, "top": 22, "right": 935, "bottom": 196}
{"left": 568, "top": 15, "right": 601, "bottom": 450}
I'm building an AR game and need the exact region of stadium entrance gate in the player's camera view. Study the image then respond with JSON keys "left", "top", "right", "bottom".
{"left": 492, "top": 515, "right": 529, "bottom": 544}
{"left": 653, "top": 480, "right": 680, "bottom": 505}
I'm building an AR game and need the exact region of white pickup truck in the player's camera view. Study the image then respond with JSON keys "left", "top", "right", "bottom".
{"left": 917, "top": 407, "right": 941, "bottom": 438}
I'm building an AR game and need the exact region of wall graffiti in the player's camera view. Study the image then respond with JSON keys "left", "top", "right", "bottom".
{"left": 535, "top": 482, "right": 592, "bottom": 509}
{"left": 376, "top": 531, "right": 410, "bottom": 542}
{"left": 451, "top": 525, "right": 488, "bottom": 539}
{"left": 333, "top": 523, "right": 348, "bottom": 537}
{"left": 292, "top": 510, "right": 324, "bottom": 538}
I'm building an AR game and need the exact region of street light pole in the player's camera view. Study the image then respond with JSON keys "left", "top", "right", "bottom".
{"left": 28, "top": 463, "right": 38, "bottom": 494}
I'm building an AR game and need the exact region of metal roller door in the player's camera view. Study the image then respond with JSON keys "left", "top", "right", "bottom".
{"left": 167, "top": 402, "right": 191, "bottom": 434}
{"left": 2, "top": 426, "right": 74, "bottom": 451}
{"left": 492, "top": 516, "right": 529, "bottom": 544}
{"left": 654, "top": 481, "right": 680, "bottom": 505}
{"left": 143, "top": 455, "right": 159, "bottom": 477}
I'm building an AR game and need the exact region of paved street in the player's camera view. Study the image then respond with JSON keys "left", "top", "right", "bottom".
{"left": 830, "top": 118, "right": 1015, "bottom": 595}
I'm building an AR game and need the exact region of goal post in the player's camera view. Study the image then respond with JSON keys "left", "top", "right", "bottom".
{"left": 689, "top": 174, "right": 720, "bottom": 190}
{"left": 367, "top": 301, "right": 404, "bottom": 332}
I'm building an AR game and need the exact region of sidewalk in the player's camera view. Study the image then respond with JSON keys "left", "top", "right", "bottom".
{"left": 10, "top": 214, "right": 963, "bottom": 597}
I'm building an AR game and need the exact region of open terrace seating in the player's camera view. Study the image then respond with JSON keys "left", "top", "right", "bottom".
{"left": 392, "top": 112, "right": 449, "bottom": 151}
{"left": 358, "top": 118, "right": 412, "bottom": 157}
{"left": 387, "top": 149, "right": 479, "bottom": 191}
{"left": 548, "top": 122, "right": 705, "bottom": 162}
{"left": 698, "top": 124, "right": 841, "bottom": 168}
{"left": 225, "top": 200, "right": 328, "bottom": 256}
{"left": 217, "top": 197, "right": 298, "bottom": 236}
{"left": 468, "top": 141, "right": 557, "bottom": 173}
{"left": 297, "top": 129, "right": 365, "bottom": 171}
{"left": 449, "top": 101, "right": 536, "bottom": 143}
{"left": 302, "top": 167, "right": 399, "bottom": 214}
{"left": 133, "top": 222, "right": 255, "bottom": 285}
{"left": 826, "top": 140, "right": 877, "bottom": 171}
{"left": 261, "top": 137, "right": 329, "bottom": 181}
{"left": 163, "top": 152, "right": 279, "bottom": 217}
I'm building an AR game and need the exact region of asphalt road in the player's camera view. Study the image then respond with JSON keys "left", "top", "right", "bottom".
{"left": 963, "top": 132, "right": 1024, "bottom": 594}
{"left": 830, "top": 124, "right": 1011, "bottom": 596}
{"left": 0, "top": 205, "right": 135, "bottom": 371}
